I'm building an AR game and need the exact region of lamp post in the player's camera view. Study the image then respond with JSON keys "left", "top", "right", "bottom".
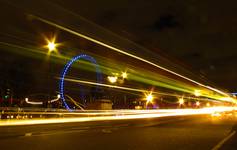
{"left": 45, "top": 36, "right": 59, "bottom": 107}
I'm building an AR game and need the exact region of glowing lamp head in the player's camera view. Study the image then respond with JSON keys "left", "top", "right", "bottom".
{"left": 57, "top": 94, "right": 61, "bottom": 99}
{"left": 47, "top": 41, "right": 56, "bottom": 52}
{"left": 44, "top": 36, "right": 59, "bottom": 54}
{"left": 146, "top": 93, "right": 153, "bottom": 103}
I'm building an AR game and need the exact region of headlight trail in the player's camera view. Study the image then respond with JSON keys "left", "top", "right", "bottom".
{"left": 31, "top": 15, "right": 231, "bottom": 98}
{"left": 60, "top": 78, "right": 228, "bottom": 102}
{"left": 64, "top": 94, "right": 84, "bottom": 110}
{"left": 1, "top": 42, "right": 233, "bottom": 102}
{"left": 25, "top": 98, "right": 43, "bottom": 105}
{"left": 0, "top": 107, "right": 236, "bottom": 126}
{"left": 0, "top": 42, "right": 193, "bottom": 96}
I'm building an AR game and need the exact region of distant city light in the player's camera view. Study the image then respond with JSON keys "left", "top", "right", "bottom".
{"left": 196, "top": 101, "right": 200, "bottom": 106}
{"left": 121, "top": 72, "right": 128, "bottom": 79}
{"left": 206, "top": 102, "right": 210, "bottom": 107}
{"left": 108, "top": 76, "right": 118, "bottom": 83}
{"left": 179, "top": 97, "right": 184, "bottom": 105}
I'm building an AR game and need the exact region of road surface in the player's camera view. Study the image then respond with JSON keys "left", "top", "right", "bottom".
{"left": 0, "top": 115, "right": 236, "bottom": 150}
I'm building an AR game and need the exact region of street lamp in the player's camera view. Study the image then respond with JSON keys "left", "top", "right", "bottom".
{"left": 146, "top": 93, "right": 153, "bottom": 103}
{"left": 44, "top": 36, "right": 59, "bottom": 103}
{"left": 44, "top": 36, "right": 59, "bottom": 54}
{"left": 144, "top": 92, "right": 154, "bottom": 109}
{"left": 47, "top": 41, "right": 56, "bottom": 52}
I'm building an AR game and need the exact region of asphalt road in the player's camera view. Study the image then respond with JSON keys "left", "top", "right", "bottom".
{"left": 0, "top": 115, "right": 236, "bottom": 150}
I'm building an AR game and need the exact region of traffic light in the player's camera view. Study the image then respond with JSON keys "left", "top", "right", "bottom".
{"left": 4, "top": 95, "right": 9, "bottom": 99}
{"left": 3, "top": 89, "right": 10, "bottom": 100}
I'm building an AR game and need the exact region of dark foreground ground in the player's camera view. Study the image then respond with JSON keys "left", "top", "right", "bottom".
{"left": 0, "top": 115, "right": 236, "bottom": 150}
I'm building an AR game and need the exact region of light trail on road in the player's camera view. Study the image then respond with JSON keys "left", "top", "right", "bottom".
{"left": 0, "top": 107, "right": 236, "bottom": 126}
{"left": 61, "top": 77, "right": 232, "bottom": 102}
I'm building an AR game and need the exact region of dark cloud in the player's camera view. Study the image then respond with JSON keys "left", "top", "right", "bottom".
{"left": 151, "top": 14, "right": 180, "bottom": 31}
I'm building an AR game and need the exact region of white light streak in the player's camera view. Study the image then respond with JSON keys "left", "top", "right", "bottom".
{"left": 32, "top": 15, "right": 231, "bottom": 98}
{"left": 0, "top": 107, "right": 235, "bottom": 126}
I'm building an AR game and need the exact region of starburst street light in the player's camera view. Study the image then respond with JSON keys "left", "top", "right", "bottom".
{"left": 47, "top": 41, "right": 56, "bottom": 52}
{"left": 44, "top": 35, "right": 59, "bottom": 54}
{"left": 145, "top": 92, "right": 154, "bottom": 103}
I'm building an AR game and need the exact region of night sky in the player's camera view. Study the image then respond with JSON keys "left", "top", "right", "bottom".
{"left": 1, "top": 0, "right": 237, "bottom": 96}
{"left": 62, "top": 0, "right": 237, "bottom": 91}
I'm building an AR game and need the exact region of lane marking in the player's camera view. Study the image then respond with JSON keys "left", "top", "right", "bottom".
{"left": 24, "top": 133, "right": 32, "bottom": 137}
{"left": 101, "top": 129, "right": 112, "bottom": 133}
{"left": 135, "top": 118, "right": 186, "bottom": 128}
{"left": 22, "top": 130, "right": 87, "bottom": 137}
{"left": 212, "top": 131, "right": 236, "bottom": 150}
